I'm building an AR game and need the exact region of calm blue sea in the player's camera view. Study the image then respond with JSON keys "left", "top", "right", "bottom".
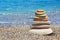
{"left": 0, "top": 0, "right": 60, "bottom": 26}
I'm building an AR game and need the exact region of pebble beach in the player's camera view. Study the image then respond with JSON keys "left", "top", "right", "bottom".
{"left": 0, "top": 26, "right": 60, "bottom": 40}
{"left": 0, "top": 0, "right": 59, "bottom": 40}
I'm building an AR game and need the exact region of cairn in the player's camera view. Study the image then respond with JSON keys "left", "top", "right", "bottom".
{"left": 29, "top": 10, "right": 53, "bottom": 35}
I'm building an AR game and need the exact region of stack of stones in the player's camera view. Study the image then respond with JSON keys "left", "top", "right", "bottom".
{"left": 30, "top": 10, "right": 53, "bottom": 35}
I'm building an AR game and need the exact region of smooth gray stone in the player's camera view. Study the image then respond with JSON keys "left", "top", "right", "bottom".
{"left": 32, "top": 21, "right": 51, "bottom": 24}
{"left": 29, "top": 28, "right": 53, "bottom": 35}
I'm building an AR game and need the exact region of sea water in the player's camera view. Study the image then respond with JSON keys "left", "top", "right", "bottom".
{"left": 0, "top": 0, "right": 60, "bottom": 26}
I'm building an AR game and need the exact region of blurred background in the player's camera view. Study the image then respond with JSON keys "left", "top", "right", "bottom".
{"left": 0, "top": 0, "right": 60, "bottom": 26}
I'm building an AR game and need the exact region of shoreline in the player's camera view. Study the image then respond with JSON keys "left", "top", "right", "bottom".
{"left": 0, "top": 26, "right": 60, "bottom": 40}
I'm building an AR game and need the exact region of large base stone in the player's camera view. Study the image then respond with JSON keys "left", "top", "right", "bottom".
{"left": 29, "top": 28, "right": 53, "bottom": 35}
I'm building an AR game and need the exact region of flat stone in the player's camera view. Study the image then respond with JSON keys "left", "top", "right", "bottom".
{"left": 29, "top": 28, "right": 53, "bottom": 35}
{"left": 37, "top": 10, "right": 45, "bottom": 12}
{"left": 35, "top": 14, "right": 47, "bottom": 17}
{"left": 33, "top": 21, "right": 51, "bottom": 24}
{"left": 35, "top": 10, "right": 45, "bottom": 15}
{"left": 32, "top": 24, "right": 50, "bottom": 26}
{"left": 34, "top": 16, "right": 48, "bottom": 18}
{"left": 34, "top": 16, "right": 48, "bottom": 21}
{"left": 32, "top": 21, "right": 51, "bottom": 26}
{"left": 35, "top": 12, "right": 45, "bottom": 15}
{"left": 34, "top": 18, "right": 48, "bottom": 21}
{"left": 30, "top": 25, "right": 51, "bottom": 29}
